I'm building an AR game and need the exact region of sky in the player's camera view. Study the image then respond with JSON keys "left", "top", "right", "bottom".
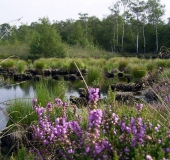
{"left": 0, "top": 0, "right": 170, "bottom": 27}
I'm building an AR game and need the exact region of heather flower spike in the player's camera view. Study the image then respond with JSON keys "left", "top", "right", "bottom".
{"left": 88, "top": 87, "right": 100, "bottom": 103}
{"left": 32, "top": 98, "right": 37, "bottom": 104}
{"left": 136, "top": 103, "right": 143, "bottom": 112}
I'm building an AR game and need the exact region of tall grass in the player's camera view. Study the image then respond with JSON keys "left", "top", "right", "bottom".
{"left": 35, "top": 78, "right": 68, "bottom": 107}
{"left": 33, "top": 59, "right": 46, "bottom": 70}
{"left": 1, "top": 59, "right": 15, "bottom": 69}
{"left": 86, "top": 66, "right": 104, "bottom": 87}
{"left": 0, "top": 43, "right": 30, "bottom": 60}
{"left": 131, "top": 65, "right": 147, "bottom": 79}
{"left": 5, "top": 98, "right": 38, "bottom": 131}
{"left": 16, "top": 60, "right": 27, "bottom": 73}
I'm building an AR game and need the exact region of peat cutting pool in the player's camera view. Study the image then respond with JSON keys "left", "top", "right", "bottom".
{"left": 0, "top": 78, "right": 109, "bottom": 131}
{"left": 0, "top": 79, "right": 83, "bottom": 132}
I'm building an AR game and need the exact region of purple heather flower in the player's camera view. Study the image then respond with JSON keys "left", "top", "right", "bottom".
{"left": 88, "top": 87, "right": 100, "bottom": 102}
{"left": 46, "top": 102, "right": 52, "bottom": 111}
{"left": 85, "top": 147, "right": 90, "bottom": 153}
{"left": 154, "top": 126, "right": 159, "bottom": 132}
{"left": 166, "top": 148, "right": 170, "bottom": 153}
{"left": 32, "top": 98, "right": 37, "bottom": 104}
{"left": 55, "top": 98, "right": 63, "bottom": 106}
{"left": 67, "top": 149, "right": 73, "bottom": 154}
{"left": 103, "top": 155, "right": 108, "bottom": 160}
{"left": 124, "top": 148, "right": 130, "bottom": 154}
{"left": 121, "top": 122, "right": 126, "bottom": 132}
{"left": 158, "top": 139, "right": 162, "bottom": 144}
{"left": 146, "top": 155, "right": 153, "bottom": 160}
{"left": 69, "top": 121, "right": 82, "bottom": 137}
{"left": 130, "top": 117, "right": 135, "bottom": 126}
{"left": 112, "top": 113, "right": 119, "bottom": 124}
{"left": 95, "top": 144, "right": 103, "bottom": 154}
{"left": 88, "top": 109, "right": 103, "bottom": 128}
{"left": 36, "top": 107, "right": 45, "bottom": 116}
{"left": 136, "top": 103, "right": 143, "bottom": 112}
{"left": 164, "top": 95, "right": 170, "bottom": 103}
{"left": 63, "top": 102, "right": 69, "bottom": 107}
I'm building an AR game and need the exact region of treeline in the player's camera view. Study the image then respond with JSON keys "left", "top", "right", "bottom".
{"left": 0, "top": 0, "right": 170, "bottom": 58}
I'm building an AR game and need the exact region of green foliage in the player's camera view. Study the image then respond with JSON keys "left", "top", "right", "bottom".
{"left": 1, "top": 59, "right": 15, "bottom": 69}
{"left": 29, "top": 17, "right": 66, "bottom": 58}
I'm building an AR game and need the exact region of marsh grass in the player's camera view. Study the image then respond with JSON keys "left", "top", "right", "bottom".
{"left": 118, "top": 58, "right": 129, "bottom": 70}
{"left": 64, "top": 44, "right": 112, "bottom": 59}
{"left": 6, "top": 98, "right": 38, "bottom": 126}
{"left": 154, "top": 58, "right": 167, "bottom": 68}
{"left": 69, "top": 59, "right": 85, "bottom": 73}
{"left": 35, "top": 79, "right": 68, "bottom": 107}
{"left": 104, "top": 59, "right": 119, "bottom": 72}
{"left": 0, "top": 43, "right": 30, "bottom": 60}
{"left": 159, "top": 68, "right": 170, "bottom": 78}
{"left": 16, "top": 60, "right": 27, "bottom": 73}
{"left": 131, "top": 65, "right": 147, "bottom": 79}
{"left": 146, "top": 60, "right": 155, "bottom": 72}
{"left": 33, "top": 59, "right": 46, "bottom": 70}
{"left": 1, "top": 59, "right": 15, "bottom": 69}
{"left": 86, "top": 66, "right": 104, "bottom": 87}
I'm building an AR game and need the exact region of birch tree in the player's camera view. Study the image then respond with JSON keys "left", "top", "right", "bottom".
{"left": 146, "top": 0, "right": 165, "bottom": 53}
{"left": 130, "top": 0, "right": 146, "bottom": 54}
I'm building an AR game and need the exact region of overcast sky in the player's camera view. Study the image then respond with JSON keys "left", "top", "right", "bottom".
{"left": 0, "top": 0, "right": 170, "bottom": 27}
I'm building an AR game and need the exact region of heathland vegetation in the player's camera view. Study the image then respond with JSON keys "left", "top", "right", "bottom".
{"left": 0, "top": 0, "right": 170, "bottom": 159}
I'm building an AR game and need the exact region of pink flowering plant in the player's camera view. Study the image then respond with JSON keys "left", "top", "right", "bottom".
{"left": 28, "top": 87, "right": 170, "bottom": 159}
